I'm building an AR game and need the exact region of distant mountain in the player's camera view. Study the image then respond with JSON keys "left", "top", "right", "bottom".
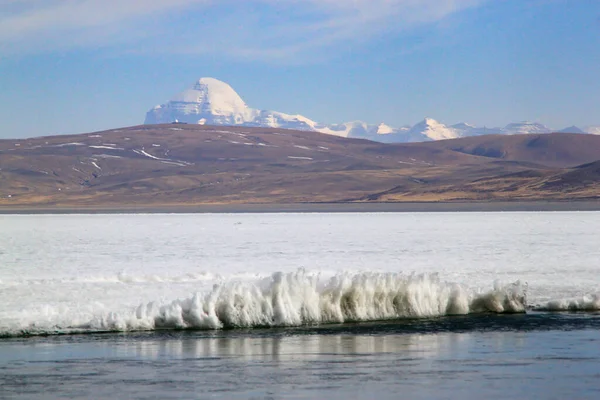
{"left": 145, "top": 77, "right": 595, "bottom": 143}
{"left": 402, "top": 118, "right": 460, "bottom": 141}
{"left": 451, "top": 123, "right": 504, "bottom": 137}
{"left": 502, "top": 122, "right": 551, "bottom": 135}
{"left": 145, "top": 77, "right": 318, "bottom": 132}
{"left": 585, "top": 126, "right": 600, "bottom": 135}
{"left": 558, "top": 126, "right": 586, "bottom": 134}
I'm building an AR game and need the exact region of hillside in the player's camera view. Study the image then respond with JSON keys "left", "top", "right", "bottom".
{"left": 428, "top": 133, "right": 600, "bottom": 168}
{"left": 1, "top": 125, "right": 600, "bottom": 207}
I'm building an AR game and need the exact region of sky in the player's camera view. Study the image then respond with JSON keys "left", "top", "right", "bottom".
{"left": 0, "top": 0, "right": 599, "bottom": 139}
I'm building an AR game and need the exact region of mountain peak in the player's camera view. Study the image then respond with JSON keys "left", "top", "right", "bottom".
{"left": 145, "top": 77, "right": 322, "bottom": 130}
{"left": 558, "top": 126, "right": 586, "bottom": 134}
{"left": 192, "top": 77, "right": 239, "bottom": 96}
{"left": 451, "top": 122, "right": 476, "bottom": 129}
{"left": 407, "top": 118, "right": 460, "bottom": 141}
{"left": 376, "top": 123, "right": 395, "bottom": 135}
{"left": 503, "top": 121, "right": 550, "bottom": 134}
{"left": 195, "top": 77, "right": 226, "bottom": 86}
{"left": 423, "top": 117, "right": 440, "bottom": 125}
{"left": 171, "top": 77, "right": 249, "bottom": 116}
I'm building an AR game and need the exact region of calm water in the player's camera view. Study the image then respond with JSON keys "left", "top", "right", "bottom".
{"left": 1, "top": 212, "right": 599, "bottom": 399}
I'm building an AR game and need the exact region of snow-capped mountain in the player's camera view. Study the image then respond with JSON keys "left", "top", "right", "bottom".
{"left": 405, "top": 118, "right": 461, "bottom": 141}
{"left": 145, "top": 78, "right": 412, "bottom": 141}
{"left": 145, "top": 78, "right": 596, "bottom": 143}
{"left": 585, "top": 126, "right": 600, "bottom": 135}
{"left": 312, "top": 121, "right": 410, "bottom": 142}
{"left": 503, "top": 122, "right": 551, "bottom": 135}
{"left": 451, "top": 123, "right": 503, "bottom": 137}
{"left": 145, "top": 78, "right": 317, "bottom": 132}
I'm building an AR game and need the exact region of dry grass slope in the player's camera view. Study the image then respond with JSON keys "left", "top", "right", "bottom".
{"left": 1, "top": 124, "right": 600, "bottom": 207}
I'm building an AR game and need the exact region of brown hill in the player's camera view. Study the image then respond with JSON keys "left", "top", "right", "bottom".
{"left": 427, "top": 132, "right": 600, "bottom": 168}
{"left": 1, "top": 125, "right": 599, "bottom": 207}
{"left": 535, "top": 160, "right": 600, "bottom": 195}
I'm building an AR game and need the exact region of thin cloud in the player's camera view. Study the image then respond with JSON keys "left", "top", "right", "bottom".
{"left": 0, "top": 0, "right": 485, "bottom": 61}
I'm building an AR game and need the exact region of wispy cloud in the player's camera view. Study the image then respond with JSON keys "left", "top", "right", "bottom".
{"left": 0, "top": 0, "right": 485, "bottom": 61}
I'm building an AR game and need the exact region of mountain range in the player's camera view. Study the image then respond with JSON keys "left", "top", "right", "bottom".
{"left": 145, "top": 78, "right": 600, "bottom": 143}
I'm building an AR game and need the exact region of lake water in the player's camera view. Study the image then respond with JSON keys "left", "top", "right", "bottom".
{"left": 1, "top": 212, "right": 599, "bottom": 399}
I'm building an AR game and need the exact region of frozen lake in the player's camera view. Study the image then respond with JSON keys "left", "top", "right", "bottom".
{"left": 1, "top": 212, "right": 599, "bottom": 398}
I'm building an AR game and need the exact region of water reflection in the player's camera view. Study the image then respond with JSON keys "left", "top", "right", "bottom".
{"left": 124, "top": 330, "right": 466, "bottom": 361}
{"left": 2, "top": 326, "right": 600, "bottom": 400}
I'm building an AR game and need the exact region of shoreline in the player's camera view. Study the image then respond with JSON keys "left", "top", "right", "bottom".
{"left": 2, "top": 201, "right": 600, "bottom": 214}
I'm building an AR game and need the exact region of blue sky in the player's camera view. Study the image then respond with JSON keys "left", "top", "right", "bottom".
{"left": 0, "top": 0, "right": 599, "bottom": 138}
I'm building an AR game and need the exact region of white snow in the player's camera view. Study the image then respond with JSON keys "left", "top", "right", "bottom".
{"left": 173, "top": 77, "right": 250, "bottom": 115}
{"left": 53, "top": 142, "right": 85, "bottom": 147}
{"left": 133, "top": 149, "right": 192, "bottom": 166}
{"left": 287, "top": 156, "right": 313, "bottom": 160}
{"left": 376, "top": 123, "right": 395, "bottom": 135}
{"left": 293, "top": 145, "right": 311, "bottom": 150}
{"left": 406, "top": 118, "right": 462, "bottom": 141}
{"left": 160, "top": 161, "right": 188, "bottom": 167}
{"left": 91, "top": 161, "right": 102, "bottom": 170}
{"left": 96, "top": 154, "right": 122, "bottom": 159}
{"left": 135, "top": 149, "right": 162, "bottom": 160}
{"left": 503, "top": 122, "right": 551, "bottom": 135}
{"left": 89, "top": 145, "right": 124, "bottom": 150}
